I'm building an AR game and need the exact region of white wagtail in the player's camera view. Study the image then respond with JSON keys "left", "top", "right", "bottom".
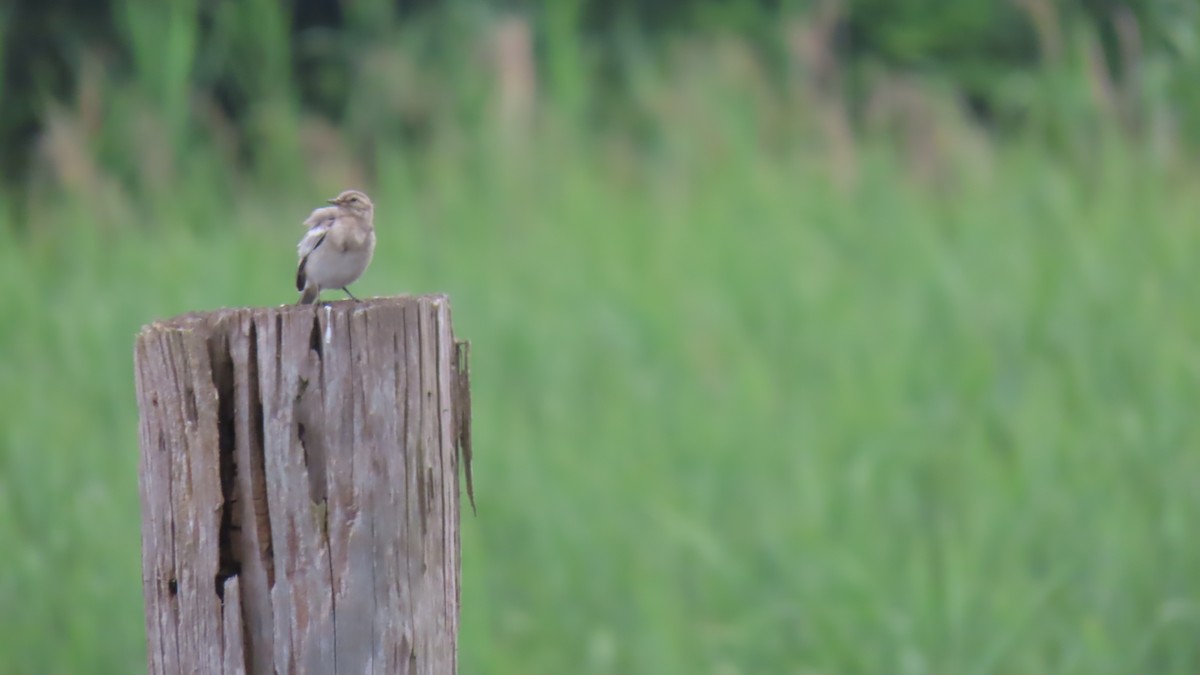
{"left": 296, "top": 189, "right": 376, "bottom": 305}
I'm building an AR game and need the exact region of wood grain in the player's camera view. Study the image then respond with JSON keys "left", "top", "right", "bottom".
{"left": 134, "top": 296, "right": 469, "bottom": 674}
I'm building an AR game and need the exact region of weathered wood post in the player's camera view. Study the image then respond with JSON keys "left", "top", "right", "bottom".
{"left": 133, "top": 296, "right": 472, "bottom": 674}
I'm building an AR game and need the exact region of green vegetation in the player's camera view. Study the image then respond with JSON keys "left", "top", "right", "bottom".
{"left": 3, "top": 3, "right": 1200, "bottom": 673}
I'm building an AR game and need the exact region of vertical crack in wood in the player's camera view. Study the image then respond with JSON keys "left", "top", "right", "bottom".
{"left": 402, "top": 302, "right": 421, "bottom": 667}
{"left": 247, "top": 318, "right": 275, "bottom": 590}
{"left": 231, "top": 314, "right": 276, "bottom": 675}
{"left": 302, "top": 313, "right": 329, "bottom": 506}
{"left": 416, "top": 305, "right": 430, "bottom": 539}
{"left": 313, "top": 309, "right": 337, "bottom": 672}
{"left": 393, "top": 323, "right": 415, "bottom": 673}
{"left": 273, "top": 313, "right": 285, "bottom": 402}
{"left": 454, "top": 340, "right": 475, "bottom": 516}
{"left": 207, "top": 326, "right": 241, "bottom": 602}
{"left": 160, "top": 334, "right": 185, "bottom": 672}
{"left": 309, "top": 312, "right": 324, "bottom": 360}
{"left": 328, "top": 308, "right": 352, "bottom": 672}
{"left": 184, "top": 383, "right": 198, "bottom": 424}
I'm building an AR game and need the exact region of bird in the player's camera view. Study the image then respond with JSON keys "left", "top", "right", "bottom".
{"left": 296, "top": 189, "right": 376, "bottom": 305}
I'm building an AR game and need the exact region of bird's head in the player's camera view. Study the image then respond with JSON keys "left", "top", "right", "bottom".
{"left": 329, "top": 189, "right": 374, "bottom": 216}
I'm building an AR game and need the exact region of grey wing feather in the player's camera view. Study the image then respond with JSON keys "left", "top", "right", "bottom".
{"left": 296, "top": 207, "right": 337, "bottom": 290}
{"left": 296, "top": 233, "right": 326, "bottom": 290}
{"left": 298, "top": 207, "right": 338, "bottom": 258}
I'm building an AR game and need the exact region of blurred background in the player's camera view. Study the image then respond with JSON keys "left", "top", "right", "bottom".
{"left": 3, "top": 0, "right": 1200, "bottom": 672}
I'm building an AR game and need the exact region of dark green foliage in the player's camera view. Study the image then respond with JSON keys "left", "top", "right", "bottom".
{"left": 1, "top": 0, "right": 1198, "bottom": 193}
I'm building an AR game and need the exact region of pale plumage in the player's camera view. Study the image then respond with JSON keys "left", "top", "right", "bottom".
{"left": 296, "top": 190, "right": 376, "bottom": 304}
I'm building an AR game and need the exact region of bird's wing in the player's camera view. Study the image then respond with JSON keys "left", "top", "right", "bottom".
{"left": 296, "top": 207, "right": 338, "bottom": 291}
{"left": 303, "top": 205, "right": 339, "bottom": 230}
{"left": 297, "top": 207, "right": 338, "bottom": 259}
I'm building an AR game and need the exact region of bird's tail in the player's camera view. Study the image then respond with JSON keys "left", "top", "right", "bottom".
{"left": 297, "top": 285, "right": 321, "bottom": 305}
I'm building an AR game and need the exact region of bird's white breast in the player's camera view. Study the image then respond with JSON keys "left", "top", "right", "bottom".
{"left": 305, "top": 232, "right": 375, "bottom": 288}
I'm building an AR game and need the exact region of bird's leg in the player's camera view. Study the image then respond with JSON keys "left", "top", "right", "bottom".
{"left": 342, "top": 287, "right": 362, "bottom": 302}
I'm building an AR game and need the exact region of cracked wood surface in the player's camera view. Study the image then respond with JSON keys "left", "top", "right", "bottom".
{"left": 134, "top": 296, "right": 469, "bottom": 674}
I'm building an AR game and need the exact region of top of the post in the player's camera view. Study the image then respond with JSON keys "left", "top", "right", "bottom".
{"left": 137, "top": 294, "right": 452, "bottom": 338}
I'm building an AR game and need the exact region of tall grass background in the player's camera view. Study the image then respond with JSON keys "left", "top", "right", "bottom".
{"left": 3, "top": 1, "right": 1200, "bottom": 673}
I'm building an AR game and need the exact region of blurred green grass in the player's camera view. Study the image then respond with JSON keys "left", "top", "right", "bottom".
{"left": 4, "top": 120, "right": 1200, "bottom": 674}
{"left": 4, "top": 12, "right": 1200, "bottom": 671}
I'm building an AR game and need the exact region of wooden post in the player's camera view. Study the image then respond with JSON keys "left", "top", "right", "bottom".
{"left": 133, "top": 296, "right": 472, "bottom": 675}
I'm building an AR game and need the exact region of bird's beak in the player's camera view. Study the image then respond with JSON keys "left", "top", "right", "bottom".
{"left": 327, "top": 198, "right": 339, "bottom": 205}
